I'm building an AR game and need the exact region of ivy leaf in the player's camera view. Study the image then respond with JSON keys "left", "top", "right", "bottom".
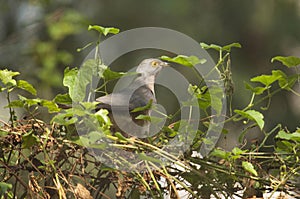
{"left": 131, "top": 99, "right": 153, "bottom": 113}
{"left": 7, "top": 100, "right": 25, "bottom": 108}
{"left": 250, "top": 74, "right": 281, "bottom": 87}
{"left": 200, "top": 43, "right": 222, "bottom": 51}
{"left": 73, "top": 136, "right": 90, "bottom": 147}
{"left": 86, "top": 131, "right": 103, "bottom": 143}
{"left": 200, "top": 42, "right": 241, "bottom": 52}
{"left": 276, "top": 130, "right": 300, "bottom": 142}
{"left": 271, "top": 56, "right": 300, "bottom": 68}
{"left": 244, "top": 82, "right": 268, "bottom": 95}
{"left": 17, "top": 80, "right": 37, "bottom": 95}
{"left": 135, "top": 115, "right": 163, "bottom": 123}
{"left": 232, "top": 147, "right": 246, "bottom": 155}
{"left": 74, "top": 59, "right": 99, "bottom": 102}
{"left": 188, "top": 85, "right": 223, "bottom": 115}
{"left": 51, "top": 112, "right": 78, "bottom": 126}
{"left": 22, "top": 130, "right": 39, "bottom": 148}
{"left": 161, "top": 55, "right": 206, "bottom": 67}
{"left": 0, "top": 182, "right": 12, "bottom": 194}
{"left": 95, "top": 109, "right": 111, "bottom": 126}
{"left": 63, "top": 60, "right": 108, "bottom": 102}
{"left": 115, "top": 132, "right": 127, "bottom": 141}
{"left": 53, "top": 93, "right": 72, "bottom": 105}
{"left": 209, "top": 86, "right": 224, "bottom": 115}
{"left": 18, "top": 95, "right": 41, "bottom": 107}
{"left": 272, "top": 70, "right": 297, "bottom": 90}
{"left": 88, "top": 25, "right": 120, "bottom": 36}
{"left": 8, "top": 95, "right": 60, "bottom": 113}
{"left": 80, "top": 101, "right": 99, "bottom": 111}
{"left": 0, "top": 69, "right": 19, "bottom": 87}
{"left": 103, "top": 68, "right": 128, "bottom": 81}
{"left": 188, "top": 85, "right": 211, "bottom": 111}
{"left": 41, "top": 100, "right": 60, "bottom": 113}
{"left": 234, "top": 110, "right": 264, "bottom": 130}
{"left": 242, "top": 161, "right": 258, "bottom": 176}
{"left": 222, "top": 43, "right": 242, "bottom": 52}
{"left": 63, "top": 67, "right": 78, "bottom": 101}
{"left": 210, "top": 148, "right": 230, "bottom": 159}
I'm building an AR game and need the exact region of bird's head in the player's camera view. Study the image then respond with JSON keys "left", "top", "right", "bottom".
{"left": 136, "top": 58, "right": 169, "bottom": 77}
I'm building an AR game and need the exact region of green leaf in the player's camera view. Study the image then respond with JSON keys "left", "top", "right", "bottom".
{"left": 211, "top": 148, "right": 230, "bottom": 159}
{"left": 0, "top": 130, "right": 9, "bottom": 137}
{"left": 200, "top": 43, "right": 222, "bottom": 51}
{"left": 63, "top": 60, "right": 101, "bottom": 102}
{"left": 86, "top": 131, "right": 103, "bottom": 143}
{"left": 74, "top": 61, "right": 96, "bottom": 102}
{"left": 8, "top": 95, "right": 59, "bottom": 113}
{"left": 250, "top": 74, "right": 281, "bottom": 86}
{"left": 0, "top": 69, "right": 19, "bottom": 86}
{"left": 222, "top": 43, "right": 242, "bottom": 52}
{"left": 18, "top": 95, "right": 41, "bottom": 107}
{"left": 63, "top": 67, "right": 78, "bottom": 101}
{"left": 272, "top": 70, "right": 297, "bottom": 90}
{"left": 22, "top": 130, "right": 39, "bottom": 148}
{"left": 200, "top": 42, "right": 241, "bottom": 52}
{"left": 7, "top": 99, "right": 25, "bottom": 108}
{"left": 73, "top": 59, "right": 107, "bottom": 102}
{"left": 271, "top": 56, "right": 300, "bottom": 68}
{"left": 95, "top": 109, "right": 111, "bottom": 126}
{"left": 242, "top": 161, "right": 258, "bottom": 176}
{"left": 234, "top": 110, "right": 264, "bottom": 130}
{"left": 276, "top": 130, "right": 300, "bottom": 142}
{"left": 115, "top": 132, "right": 127, "bottom": 141}
{"left": 244, "top": 82, "right": 268, "bottom": 95}
{"left": 135, "top": 114, "right": 151, "bottom": 121}
{"left": 131, "top": 99, "right": 153, "bottom": 113}
{"left": 88, "top": 25, "right": 120, "bottom": 36}
{"left": 53, "top": 93, "right": 72, "bottom": 105}
{"left": 135, "top": 115, "right": 163, "bottom": 123}
{"left": 103, "top": 67, "right": 127, "bottom": 81}
{"left": 188, "top": 85, "right": 223, "bottom": 115}
{"left": 41, "top": 100, "right": 60, "bottom": 113}
{"left": 188, "top": 85, "right": 211, "bottom": 111}
{"left": 276, "top": 140, "right": 294, "bottom": 153}
{"left": 138, "top": 153, "right": 162, "bottom": 163}
{"left": 162, "top": 126, "right": 178, "bottom": 137}
{"left": 161, "top": 55, "right": 206, "bottom": 67}
{"left": 80, "top": 101, "right": 99, "bottom": 110}
{"left": 51, "top": 112, "right": 78, "bottom": 125}
{"left": 81, "top": 59, "right": 107, "bottom": 78}
{"left": 73, "top": 136, "right": 90, "bottom": 147}
{"left": 17, "top": 80, "right": 37, "bottom": 95}
{"left": 0, "top": 182, "right": 12, "bottom": 194}
{"left": 209, "top": 86, "right": 224, "bottom": 115}
{"left": 232, "top": 147, "right": 246, "bottom": 155}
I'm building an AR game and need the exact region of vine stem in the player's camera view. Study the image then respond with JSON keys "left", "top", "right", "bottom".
{"left": 224, "top": 87, "right": 282, "bottom": 123}
{"left": 6, "top": 90, "right": 15, "bottom": 127}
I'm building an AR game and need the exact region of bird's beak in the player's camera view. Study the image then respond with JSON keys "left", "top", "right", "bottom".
{"left": 162, "top": 62, "right": 169, "bottom": 67}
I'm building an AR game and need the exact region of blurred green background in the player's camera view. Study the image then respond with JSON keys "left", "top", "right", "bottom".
{"left": 0, "top": 0, "right": 299, "bottom": 132}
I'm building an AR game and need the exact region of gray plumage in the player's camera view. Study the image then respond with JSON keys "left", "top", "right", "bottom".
{"left": 96, "top": 58, "right": 168, "bottom": 137}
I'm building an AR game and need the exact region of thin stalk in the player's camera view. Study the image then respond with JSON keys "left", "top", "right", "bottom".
{"left": 225, "top": 87, "right": 282, "bottom": 123}
{"left": 145, "top": 161, "right": 162, "bottom": 195}
{"left": 6, "top": 91, "right": 15, "bottom": 127}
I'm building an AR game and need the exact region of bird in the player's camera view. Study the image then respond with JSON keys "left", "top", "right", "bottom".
{"left": 96, "top": 58, "right": 169, "bottom": 138}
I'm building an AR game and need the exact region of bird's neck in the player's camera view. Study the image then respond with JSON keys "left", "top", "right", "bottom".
{"left": 134, "top": 75, "right": 155, "bottom": 92}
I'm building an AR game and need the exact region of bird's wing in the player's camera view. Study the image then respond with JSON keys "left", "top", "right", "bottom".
{"left": 95, "top": 86, "right": 155, "bottom": 112}
{"left": 128, "top": 85, "right": 155, "bottom": 111}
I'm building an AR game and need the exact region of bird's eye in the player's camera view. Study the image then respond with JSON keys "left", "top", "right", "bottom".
{"left": 151, "top": 61, "right": 159, "bottom": 67}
